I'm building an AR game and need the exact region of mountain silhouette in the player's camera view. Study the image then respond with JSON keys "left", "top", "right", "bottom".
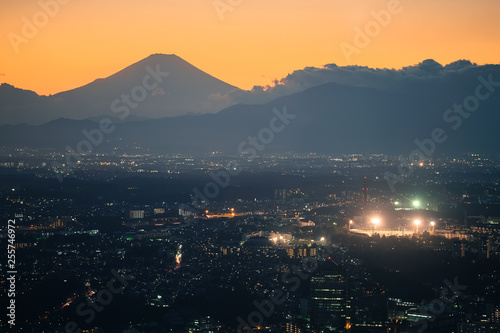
{"left": 2, "top": 76, "right": 500, "bottom": 154}
{"left": 0, "top": 54, "right": 239, "bottom": 125}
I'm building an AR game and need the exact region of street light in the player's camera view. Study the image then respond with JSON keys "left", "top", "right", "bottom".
{"left": 430, "top": 221, "right": 435, "bottom": 233}
{"left": 414, "top": 220, "right": 421, "bottom": 234}
{"left": 413, "top": 201, "right": 420, "bottom": 208}
{"left": 349, "top": 220, "right": 353, "bottom": 231}
{"left": 371, "top": 218, "right": 380, "bottom": 236}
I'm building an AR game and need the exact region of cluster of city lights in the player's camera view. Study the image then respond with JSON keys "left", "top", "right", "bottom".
{"left": 348, "top": 217, "right": 437, "bottom": 235}
{"left": 393, "top": 200, "right": 422, "bottom": 209}
{"left": 413, "top": 220, "right": 436, "bottom": 233}
{"left": 394, "top": 200, "right": 420, "bottom": 207}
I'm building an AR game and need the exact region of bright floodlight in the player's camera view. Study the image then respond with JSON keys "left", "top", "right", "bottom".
{"left": 371, "top": 218, "right": 380, "bottom": 236}
{"left": 394, "top": 201, "right": 399, "bottom": 205}
{"left": 414, "top": 219, "right": 421, "bottom": 234}
{"left": 413, "top": 201, "right": 420, "bottom": 207}
{"left": 320, "top": 237, "right": 325, "bottom": 241}
{"left": 430, "top": 221, "right": 435, "bottom": 226}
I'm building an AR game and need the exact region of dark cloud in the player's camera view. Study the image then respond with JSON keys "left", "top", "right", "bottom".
{"left": 210, "top": 59, "right": 493, "bottom": 109}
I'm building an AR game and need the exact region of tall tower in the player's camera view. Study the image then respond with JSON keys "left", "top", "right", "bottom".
{"left": 310, "top": 262, "right": 347, "bottom": 332}
{"left": 362, "top": 177, "right": 368, "bottom": 210}
{"left": 487, "top": 238, "right": 492, "bottom": 259}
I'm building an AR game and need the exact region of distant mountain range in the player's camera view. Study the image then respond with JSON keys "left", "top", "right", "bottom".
{"left": 1, "top": 55, "right": 500, "bottom": 154}
{"left": 0, "top": 54, "right": 239, "bottom": 125}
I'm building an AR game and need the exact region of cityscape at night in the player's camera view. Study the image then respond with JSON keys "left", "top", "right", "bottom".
{"left": 2, "top": 0, "right": 500, "bottom": 332}
{"left": 1, "top": 149, "right": 500, "bottom": 332}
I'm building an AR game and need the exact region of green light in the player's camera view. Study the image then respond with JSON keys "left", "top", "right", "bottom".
{"left": 413, "top": 201, "right": 420, "bottom": 207}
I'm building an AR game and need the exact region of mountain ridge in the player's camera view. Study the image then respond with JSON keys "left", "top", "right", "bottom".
{"left": 2, "top": 78, "right": 499, "bottom": 154}
{"left": 0, "top": 53, "right": 240, "bottom": 125}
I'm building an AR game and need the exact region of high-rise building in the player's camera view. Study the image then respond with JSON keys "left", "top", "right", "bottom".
{"left": 129, "top": 210, "right": 145, "bottom": 219}
{"left": 310, "top": 261, "right": 347, "bottom": 332}
{"left": 362, "top": 177, "right": 368, "bottom": 211}
{"left": 349, "top": 280, "right": 386, "bottom": 329}
{"left": 275, "top": 188, "right": 287, "bottom": 202}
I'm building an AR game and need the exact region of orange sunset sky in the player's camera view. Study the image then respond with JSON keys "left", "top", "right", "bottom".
{"left": 1, "top": 0, "right": 499, "bottom": 96}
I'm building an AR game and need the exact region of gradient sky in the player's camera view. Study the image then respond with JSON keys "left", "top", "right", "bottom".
{"left": 1, "top": 0, "right": 499, "bottom": 96}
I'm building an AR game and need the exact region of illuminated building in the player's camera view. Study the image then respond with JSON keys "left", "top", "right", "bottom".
{"left": 349, "top": 281, "right": 386, "bottom": 329}
{"left": 286, "top": 246, "right": 317, "bottom": 258}
{"left": 285, "top": 322, "right": 303, "bottom": 333}
{"left": 275, "top": 189, "right": 287, "bottom": 202}
{"left": 309, "top": 261, "right": 347, "bottom": 332}
{"left": 154, "top": 208, "right": 165, "bottom": 214}
{"left": 175, "top": 244, "right": 182, "bottom": 269}
{"left": 129, "top": 210, "right": 145, "bottom": 219}
{"left": 178, "top": 205, "right": 199, "bottom": 217}
{"left": 299, "top": 221, "right": 316, "bottom": 227}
